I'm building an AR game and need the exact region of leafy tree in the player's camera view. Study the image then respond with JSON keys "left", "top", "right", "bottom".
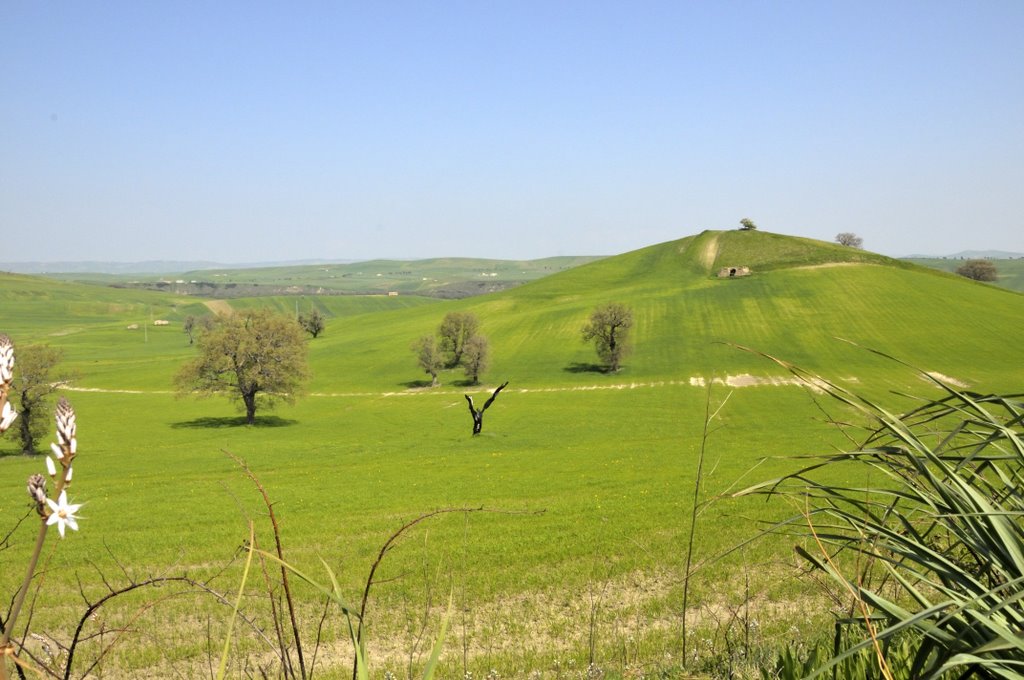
{"left": 461, "top": 335, "right": 490, "bottom": 385}
{"left": 739, "top": 218, "right": 757, "bottom": 231}
{"left": 582, "top": 303, "right": 634, "bottom": 372}
{"left": 956, "top": 259, "right": 998, "bottom": 282}
{"left": 438, "top": 312, "right": 479, "bottom": 368}
{"left": 175, "top": 309, "right": 309, "bottom": 424}
{"left": 11, "top": 344, "right": 74, "bottom": 454}
{"left": 183, "top": 315, "right": 197, "bottom": 344}
{"left": 298, "top": 308, "right": 326, "bottom": 338}
{"left": 835, "top": 232, "right": 863, "bottom": 248}
{"left": 412, "top": 336, "right": 443, "bottom": 387}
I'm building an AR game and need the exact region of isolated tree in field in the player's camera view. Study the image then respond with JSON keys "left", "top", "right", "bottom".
{"left": 461, "top": 335, "right": 490, "bottom": 385}
{"left": 956, "top": 259, "right": 998, "bottom": 282}
{"left": 183, "top": 315, "right": 197, "bottom": 344}
{"left": 438, "top": 311, "right": 479, "bottom": 367}
{"left": 412, "top": 335, "right": 444, "bottom": 387}
{"left": 835, "top": 232, "right": 863, "bottom": 248}
{"left": 739, "top": 218, "right": 757, "bottom": 231}
{"left": 582, "top": 303, "right": 634, "bottom": 372}
{"left": 175, "top": 309, "right": 309, "bottom": 425}
{"left": 298, "top": 308, "right": 326, "bottom": 338}
{"left": 11, "top": 344, "right": 74, "bottom": 454}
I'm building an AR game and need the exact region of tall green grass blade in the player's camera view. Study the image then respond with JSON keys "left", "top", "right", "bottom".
{"left": 217, "top": 523, "right": 256, "bottom": 680}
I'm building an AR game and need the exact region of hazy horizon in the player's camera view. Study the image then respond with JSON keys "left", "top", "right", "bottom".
{"left": 3, "top": 3, "right": 1022, "bottom": 263}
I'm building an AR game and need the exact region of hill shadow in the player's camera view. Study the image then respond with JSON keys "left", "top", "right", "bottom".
{"left": 563, "top": 362, "right": 608, "bottom": 374}
{"left": 170, "top": 415, "right": 297, "bottom": 429}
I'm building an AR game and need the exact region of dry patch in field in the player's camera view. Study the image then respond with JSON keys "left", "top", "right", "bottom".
{"left": 202, "top": 299, "right": 234, "bottom": 316}
{"left": 923, "top": 371, "right": 969, "bottom": 388}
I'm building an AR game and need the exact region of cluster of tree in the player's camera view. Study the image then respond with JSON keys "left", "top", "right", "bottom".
{"left": 835, "top": 232, "right": 863, "bottom": 248}
{"left": 956, "top": 259, "right": 998, "bottom": 282}
{"left": 413, "top": 312, "right": 490, "bottom": 386}
{"left": 170, "top": 301, "right": 633, "bottom": 428}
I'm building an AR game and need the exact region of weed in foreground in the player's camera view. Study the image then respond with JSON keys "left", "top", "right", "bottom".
{"left": 737, "top": 345, "right": 1024, "bottom": 679}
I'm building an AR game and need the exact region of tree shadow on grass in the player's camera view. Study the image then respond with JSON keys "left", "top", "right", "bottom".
{"left": 563, "top": 362, "right": 608, "bottom": 374}
{"left": 170, "top": 415, "right": 297, "bottom": 429}
{"left": 400, "top": 379, "right": 436, "bottom": 389}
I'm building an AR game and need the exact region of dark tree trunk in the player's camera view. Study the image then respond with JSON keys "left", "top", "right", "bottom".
{"left": 18, "top": 401, "right": 35, "bottom": 454}
{"left": 243, "top": 392, "right": 257, "bottom": 425}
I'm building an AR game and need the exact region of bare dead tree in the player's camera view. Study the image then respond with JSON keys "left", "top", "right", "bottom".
{"left": 464, "top": 382, "right": 508, "bottom": 435}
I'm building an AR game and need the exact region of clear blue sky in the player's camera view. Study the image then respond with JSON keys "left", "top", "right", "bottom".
{"left": 2, "top": 2, "right": 1022, "bottom": 262}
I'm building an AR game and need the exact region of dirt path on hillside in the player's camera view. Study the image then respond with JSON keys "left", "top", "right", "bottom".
{"left": 62, "top": 371, "right": 969, "bottom": 398}
{"left": 699, "top": 232, "right": 720, "bottom": 272}
{"left": 202, "top": 299, "right": 233, "bottom": 315}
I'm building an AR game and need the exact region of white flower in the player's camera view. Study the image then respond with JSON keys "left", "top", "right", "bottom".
{"left": 0, "top": 400, "right": 16, "bottom": 432}
{"left": 50, "top": 442, "right": 64, "bottom": 459}
{"left": 46, "top": 456, "right": 56, "bottom": 476}
{"left": 65, "top": 466, "right": 73, "bottom": 482}
{"left": 45, "top": 491, "right": 82, "bottom": 538}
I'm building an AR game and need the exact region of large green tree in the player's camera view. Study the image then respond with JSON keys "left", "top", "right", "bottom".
{"left": 438, "top": 312, "right": 479, "bottom": 368}
{"left": 582, "top": 303, "right": 634, "bottom": 373}
{"left": 412, "top": 335, "right": 444, "bottom": 387}
{"left": 461, "top": 335, "right": 490, "bottom": 385}
{"left": 298, "top": 308, "right": 326, "bottom": 338}
{"left": 956, "top": 259, "right": 998, "bottom": 282}
{"left": 175, "top": 309, "right": 309, "bottom": 424}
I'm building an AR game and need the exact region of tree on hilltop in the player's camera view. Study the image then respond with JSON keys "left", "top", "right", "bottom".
{"left": 739, "top": 218, "right": 757, "bottom": 231}
{"left": 175, "top": 309, "right": 309, "bottom": 425}
{"left": 835, "top": 232, "right": 863, "bottom": 248}
{"left": 956, "top": 259, "right": 998, "bottom": 282}
{"left": 582, "top": 303, "right": 634, "bottom": 373}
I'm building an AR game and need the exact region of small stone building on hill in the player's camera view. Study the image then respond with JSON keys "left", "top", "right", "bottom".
{"left": 717, "top": 266, "right": 751, "bottom": 278}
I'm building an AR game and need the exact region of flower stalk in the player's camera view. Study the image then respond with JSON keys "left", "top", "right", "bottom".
{"left": 0, "top": 334, "right": 17, "bottom": 433}
{"left": 1, "top": 395, "right": 82, "bottom": 678}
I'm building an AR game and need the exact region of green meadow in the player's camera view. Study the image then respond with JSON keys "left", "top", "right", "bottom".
{"left": 1, "top": 230, "right": 1022, "bottom": 678}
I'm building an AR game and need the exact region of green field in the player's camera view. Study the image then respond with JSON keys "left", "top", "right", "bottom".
{"left": 1, "top": 230, "right": 1021, "bottom": 678}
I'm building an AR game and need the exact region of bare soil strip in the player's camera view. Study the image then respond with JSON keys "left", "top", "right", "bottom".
{"left": 698, "top": 232, "right": 721, "bottom": 272}
{"left": 61, "top": 372, "right": 971, "bottom": 398}
{"left": 202, "top": 299, "right": 234, "bottom": 315}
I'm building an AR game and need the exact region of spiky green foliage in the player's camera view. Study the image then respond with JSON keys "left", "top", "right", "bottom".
{"left": 737, "top": 349, "right": 1024, "bottom": 679}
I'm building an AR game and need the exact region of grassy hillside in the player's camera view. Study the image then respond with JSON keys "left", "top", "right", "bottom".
{"left": 0, "top": 230, "right": 1021, "bottom": 677}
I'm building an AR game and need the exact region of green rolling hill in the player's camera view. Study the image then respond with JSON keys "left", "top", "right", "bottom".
{"left": 2, "top": 229, "right": 1021, "bottom": 393}
{"left": 0, "top": 229, "right": 1021, "bottom": 676}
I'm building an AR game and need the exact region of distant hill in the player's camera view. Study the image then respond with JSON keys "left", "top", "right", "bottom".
{"left": 903, "top": 250, "right": 1024, "bottom": 259}
{"left": 0, "top": 259, "right": 357, "bottom": 275}
{"left": 25, "top": 256, "right": 605, "bottom": 299}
